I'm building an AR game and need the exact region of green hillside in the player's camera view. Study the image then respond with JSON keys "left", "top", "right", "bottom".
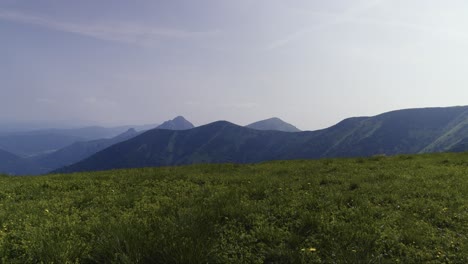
{"left": 1, "top": 153, "right": 467, "bottom": 263}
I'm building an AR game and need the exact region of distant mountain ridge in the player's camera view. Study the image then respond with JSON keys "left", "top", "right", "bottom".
{"left": 56, "top": 106, "right": 468, "bottom": 174}
{"left": 0, "top": 124, "right": 159, "bottom": 157}
{"left": 29, "top": 128, "right": 141, "bottom": 174}
{"left": 0, "top": 148, "right": 19, "bottom": 163}
{"left": 246, "top": 117, "right": 301, "bottom": 132}
{"left": 0, "top": 133, "right": 86, "bottom": 157}
{"left": 0, "top": 117, "right": 195, "bottom": 175}
{"left": 0, "top": 148, "right": 22, "bottom": 175}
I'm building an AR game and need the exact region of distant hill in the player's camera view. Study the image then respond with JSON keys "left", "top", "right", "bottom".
{"left": 0, "top": 117, "right": 196, "bottom": 175}
{"left": 322, "top": 106, "right": 468, "bottom": 156}
{"left": 0, "top": 148, "right": 19, "bottom": 164}
{"left": 156, "top": 116, "right": 194, "bottom": 130}
{"left": 0, "top": 129, "right": 140, "bottom": 175}
{"left": 16, "top": 126, "right": 132, "bottom": 140}
{"left": 0, "top": 133, "right": 86, "bottom": 157}
{"left": 55, "top": 121, "right": 307, "bottom": 173}
{"left": 36, "top": 117, "right": 194, "bottom": 172}
{"left": 0, "top": 121, "right": 86, "bottom": 134}
{"left": 56, "top": 106, "right": 468, "bottom": 173}
{"left": 246, "top": 117, "right": 301, "bottom": 132}
{"left": 0, "top": 124, "right": 159, "bottom": 157}
{"left": 0, "top": 123, "right": 159, "bottom": 138}
{"left": 0, "top": 148, "right": 27, "bottom": 175}
{"left": 28, "top": 128, "right": 140, "bottom": 174}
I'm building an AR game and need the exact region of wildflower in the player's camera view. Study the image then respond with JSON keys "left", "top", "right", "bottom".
{"left": 309, "top": 247, "right": 317, "bottom": 252}
{"left": 44, "top": 209, "right": 50, "bottom": 213}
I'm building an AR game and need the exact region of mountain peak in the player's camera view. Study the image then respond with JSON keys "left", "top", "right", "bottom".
{"left": 198, "top": 120, "right": 240, "bottom": 130}
{"left": 246, "top": 117, "right": 301, "bottom": 132}
{"left": 156, "top": 116, "right": 195, "bottom": 130}
{"left": 267, "top": 117, "right": 282, "bottom": 121}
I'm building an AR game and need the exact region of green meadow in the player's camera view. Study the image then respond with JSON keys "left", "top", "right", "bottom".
{"left": 0, "top": 153, "right": 467, "bottom": 263}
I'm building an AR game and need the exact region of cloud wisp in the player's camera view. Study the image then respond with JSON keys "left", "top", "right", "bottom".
{"left": 358, "top": 18, "right": 468, "bottom": 44}
{"left": 267, "top": 0, "right": 468, "bottom": 51}
{"left": 266, "top": 0, "right": 386, "bottom": 50}
{"left": 0, "top": 9, "right": 218, "bottom": 46}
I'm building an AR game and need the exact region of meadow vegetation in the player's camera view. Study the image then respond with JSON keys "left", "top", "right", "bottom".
{"left": 0, "top": 153, "right": 467, "bottom": 263}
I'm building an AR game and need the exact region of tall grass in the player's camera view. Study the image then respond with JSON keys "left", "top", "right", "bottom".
{"left": 0, "top": 153, "right": 467, "bottom": 263}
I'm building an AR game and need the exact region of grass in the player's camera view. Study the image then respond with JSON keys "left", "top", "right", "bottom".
{"left": 0, "top": 153, "right": 467, "bottom": 263}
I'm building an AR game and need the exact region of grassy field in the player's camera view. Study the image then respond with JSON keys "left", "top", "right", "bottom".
{"left": 0, "top": 153, "right": 467, "bottom": 263}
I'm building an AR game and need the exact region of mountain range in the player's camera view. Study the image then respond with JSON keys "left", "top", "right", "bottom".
{"left": 0, "top": 117, "right": 194, "bottom": 175}
{"left": 26, "top": 128, "right": 140, "bottom": 175}
{"left": 0, "top": 124, "right": 159, "bottom": 157}
{"left": 56, "top": 106, "right": 468, "bottom": 174}
{"left": 0, "top": 133, "right": 86, "bottom": 157}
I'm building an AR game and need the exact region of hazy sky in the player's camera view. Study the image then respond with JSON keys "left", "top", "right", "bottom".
{"left": 1, "top": 0, "right": 468, "bottom": 130}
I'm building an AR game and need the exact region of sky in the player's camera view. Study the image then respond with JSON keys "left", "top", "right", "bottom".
{"left": 1, "top": 0, "right": 468, "bottom": 131}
